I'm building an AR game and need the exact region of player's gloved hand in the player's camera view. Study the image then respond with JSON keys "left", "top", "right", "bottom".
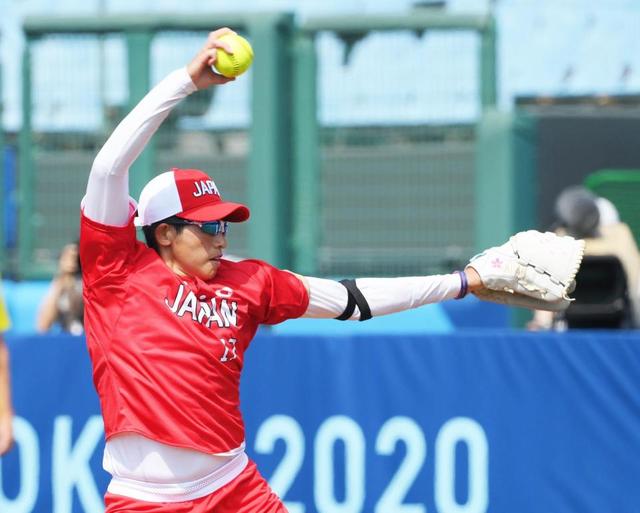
{"left": 466, "top": 230, "right": 585, "bottom": 311}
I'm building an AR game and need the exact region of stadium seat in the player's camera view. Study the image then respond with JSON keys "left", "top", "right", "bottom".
{"left": 561, "top": 255, "right": 632, "bottom": 329}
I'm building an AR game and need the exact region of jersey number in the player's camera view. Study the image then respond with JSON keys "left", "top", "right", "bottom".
{"left": 220, "top": 338, "right": 238, "bottom": 362}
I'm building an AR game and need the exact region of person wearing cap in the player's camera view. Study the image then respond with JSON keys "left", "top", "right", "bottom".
{"left": 81, "top": 28, "right": 485, "bottom": 512}
{"left": 528, "top": 186, "right": 640, "bottom": 330}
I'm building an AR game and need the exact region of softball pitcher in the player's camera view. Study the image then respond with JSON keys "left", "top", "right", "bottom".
{"left": 80, "top": 28, "right": 582, "bottom": 512}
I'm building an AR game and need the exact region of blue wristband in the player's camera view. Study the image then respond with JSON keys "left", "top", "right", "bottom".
{"left": 455, "top": 270, "right": 468, "bottom": 300}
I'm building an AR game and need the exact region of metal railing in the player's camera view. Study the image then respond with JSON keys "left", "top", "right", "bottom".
{"left": 16, "top": 11, "right": 496, "bottom": 278}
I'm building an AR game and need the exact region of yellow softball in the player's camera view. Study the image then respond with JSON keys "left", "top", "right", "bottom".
{"left": 214, "top": 33, "right": 254, "bottom": 78}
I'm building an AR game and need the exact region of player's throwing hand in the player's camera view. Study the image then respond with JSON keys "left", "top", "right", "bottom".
{"left": 187, "top": 28, "right": 238, "bottom": 90}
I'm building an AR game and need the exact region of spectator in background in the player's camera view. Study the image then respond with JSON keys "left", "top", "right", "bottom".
{"left": 37, "top": 242, "right": 84, "bottom": 335}
{"left": 0, "top": 279, "right": 14, "bottom": 455}
{"left": 528, "top": 186, "right": 640, "bottom": 330}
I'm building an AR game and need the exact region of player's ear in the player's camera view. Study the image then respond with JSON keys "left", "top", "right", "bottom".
{"left": 155, "top": 223, "right": 177, "bottom": 247}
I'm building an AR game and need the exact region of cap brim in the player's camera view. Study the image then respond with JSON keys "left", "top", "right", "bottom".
{"left": 177, "top": 201, "right": 250, "bottom": 223}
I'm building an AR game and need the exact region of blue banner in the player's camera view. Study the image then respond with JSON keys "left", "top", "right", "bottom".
{"left": 2, "top": 331, "right": 640, "bottom": 513}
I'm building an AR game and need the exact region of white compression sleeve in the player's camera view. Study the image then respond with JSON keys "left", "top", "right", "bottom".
{"left": 83, "top": 67, "right": 198, "bottom": 226}
{"left": 303, "top": 274, "right": 463, "bottom": 320}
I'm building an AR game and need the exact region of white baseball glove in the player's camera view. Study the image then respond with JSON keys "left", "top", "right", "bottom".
{"left": 467, "top": 230, "right": 585, "bottom": 311}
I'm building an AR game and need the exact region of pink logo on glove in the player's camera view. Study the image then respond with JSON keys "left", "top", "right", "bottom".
{"left": 491, "top": 257, "right": 503, "bottom": 269}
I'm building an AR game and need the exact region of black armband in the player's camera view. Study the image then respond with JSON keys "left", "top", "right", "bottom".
{"left": 334, "top": 279, "right": 373, "bottom": 322}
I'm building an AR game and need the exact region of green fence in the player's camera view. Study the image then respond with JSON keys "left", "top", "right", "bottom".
{"left": 295, "top": 13, "right": 496, "bottom": 276}
{"left": 586, "top": 169, "right": 640, "bottom": 244}
{"left": 15, "top": 12, "right": 496, "bottom": 279}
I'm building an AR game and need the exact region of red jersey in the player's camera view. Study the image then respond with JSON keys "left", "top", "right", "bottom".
{"left": 80, "top": 212, "right": 309, "bottom": 454}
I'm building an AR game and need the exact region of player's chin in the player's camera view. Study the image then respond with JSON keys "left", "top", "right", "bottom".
{"left": 200, "top": 259, "right": 221, "bottom": 280}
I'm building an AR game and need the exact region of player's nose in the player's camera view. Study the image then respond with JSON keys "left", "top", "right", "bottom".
{"left": 212, "top": 233, "right": 227, "bottom": 250}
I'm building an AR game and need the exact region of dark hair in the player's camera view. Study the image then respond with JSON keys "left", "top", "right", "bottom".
{"left": 554, "top": 186, "right": 600, "bottom": 238}
{"left": 142, "top": 216, "right": 187, "bottom": 253}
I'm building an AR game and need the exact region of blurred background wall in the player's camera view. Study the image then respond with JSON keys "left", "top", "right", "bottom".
{"left": 2, "top": 0, "right": 640, "bottom": 326}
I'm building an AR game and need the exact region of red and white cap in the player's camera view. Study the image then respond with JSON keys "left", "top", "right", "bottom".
{"left": 136, "top": 168, "right": 250, "bottom": 226}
